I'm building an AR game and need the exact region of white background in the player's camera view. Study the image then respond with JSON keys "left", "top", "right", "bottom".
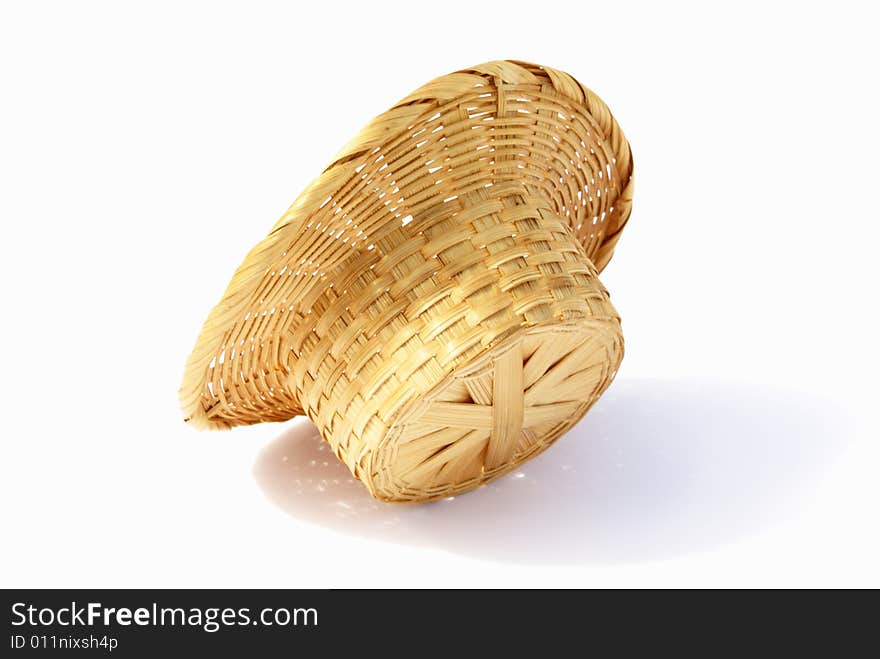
{"left": 1, "top": 1, "right": 877, "bottom": 588}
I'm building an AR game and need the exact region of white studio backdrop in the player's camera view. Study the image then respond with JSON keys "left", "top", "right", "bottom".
{"left": 0, "top": 1, "right": 877, "bottom": 587}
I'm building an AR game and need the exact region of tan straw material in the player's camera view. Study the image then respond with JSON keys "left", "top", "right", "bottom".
{"left": 181, "top": 60, "right": 634, "bottom": 502}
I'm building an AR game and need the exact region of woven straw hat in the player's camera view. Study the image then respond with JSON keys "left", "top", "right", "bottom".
{"left": 181, "top": 60, "right": 633, "bottom": 502}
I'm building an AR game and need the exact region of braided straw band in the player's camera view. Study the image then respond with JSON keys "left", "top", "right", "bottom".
{"left": 181, "top": 60, "right": 633, "bottom": 502}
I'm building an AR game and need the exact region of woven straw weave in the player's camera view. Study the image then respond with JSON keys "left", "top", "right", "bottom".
{"left": 181, "top": 60, "right": 633, "bottom": 502}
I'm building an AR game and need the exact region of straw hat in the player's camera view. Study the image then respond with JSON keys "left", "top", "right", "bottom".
{"left": 181, "top": 60, "right": 633, "bottom": 502}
